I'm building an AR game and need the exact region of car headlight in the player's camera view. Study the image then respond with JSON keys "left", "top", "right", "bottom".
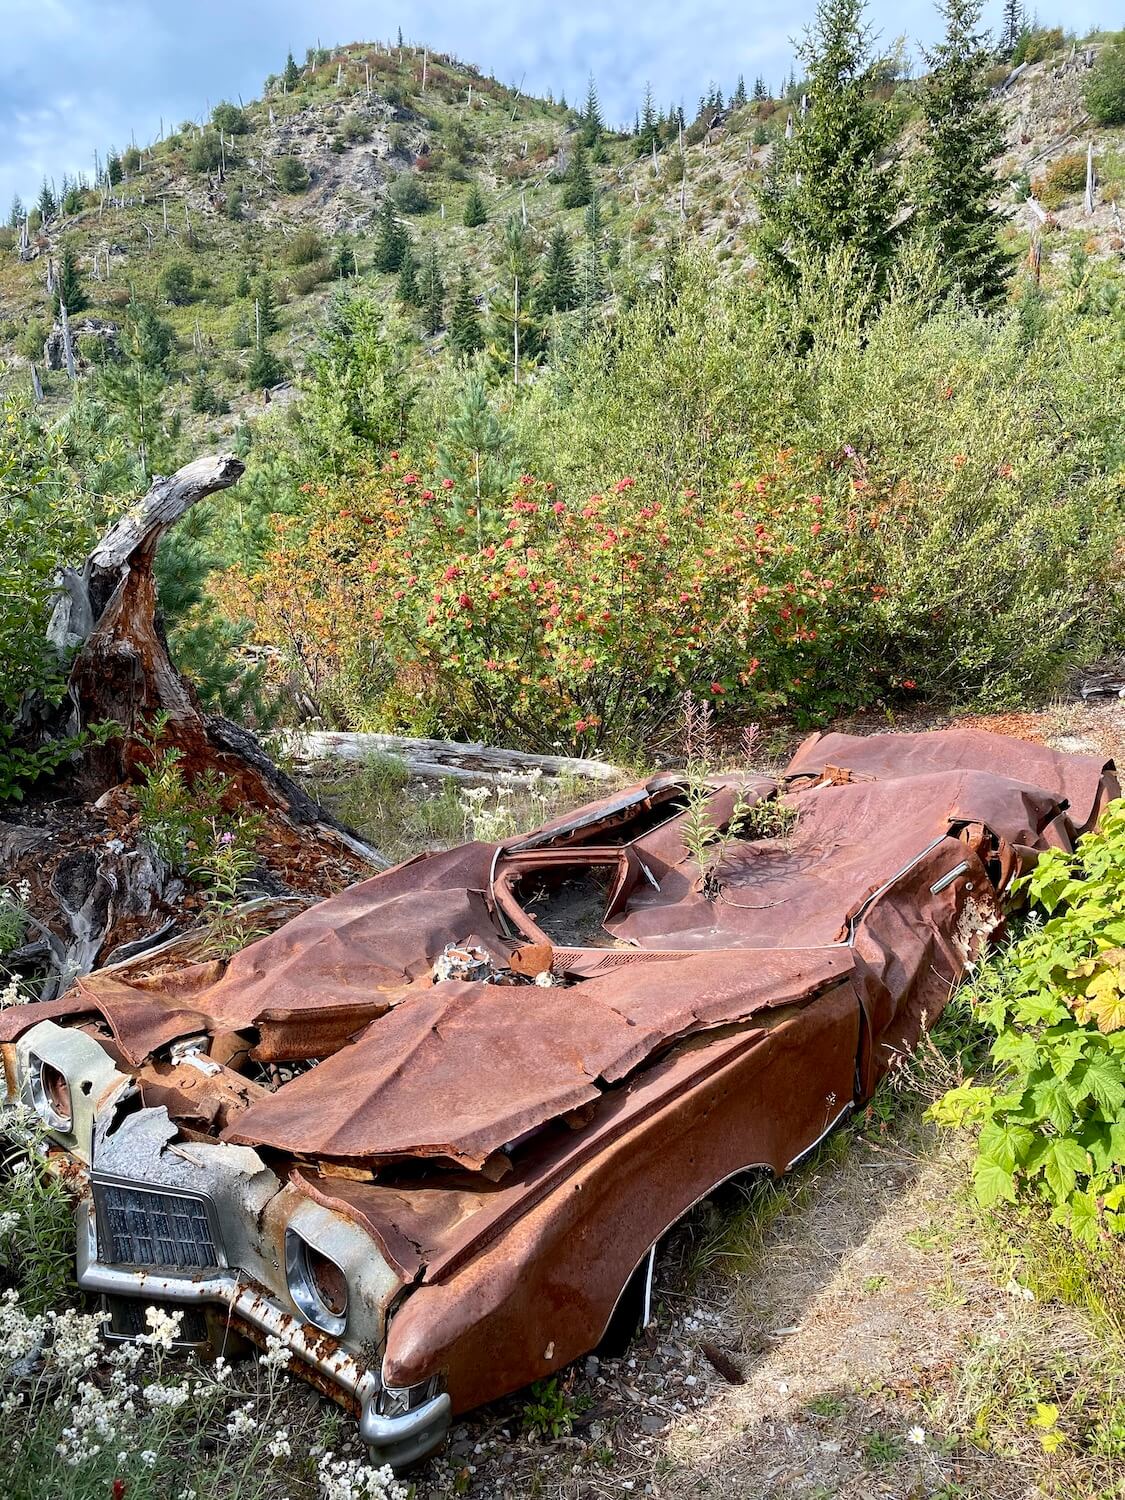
{"left": 28, "top": 1052, "right": 72, "bottom": 1130}
{"left": 285, "top": 1226, "right": 349, "bottom": 1334}
{"left": 14, "top": 1020, "right": 126, "bottom": 1163}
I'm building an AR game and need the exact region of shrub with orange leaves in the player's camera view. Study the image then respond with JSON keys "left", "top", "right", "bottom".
{"left": 213, "top": 459, "right": 874, "bottom": 751}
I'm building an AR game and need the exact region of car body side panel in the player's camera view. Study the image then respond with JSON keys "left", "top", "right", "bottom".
{"left": 380, "top": 984, "right": 860, "bottom": 1411}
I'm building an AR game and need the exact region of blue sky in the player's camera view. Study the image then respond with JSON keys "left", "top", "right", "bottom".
{"left": 0, "top": 0, "right": 1118, "bottom": 210}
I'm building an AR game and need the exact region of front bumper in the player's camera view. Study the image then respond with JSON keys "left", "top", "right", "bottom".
{"left": 76, "top": 1204, "right": 451, "bottom": 1470}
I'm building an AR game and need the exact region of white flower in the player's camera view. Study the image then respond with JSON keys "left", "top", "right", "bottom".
{"left": 144, "top": 1380, "right": 190, "bottom": 1409}
{"left": 142, "top": 1306, "right": 184, "bottom": 1351}
{"left": 907, "top": 1425, "right": 926, "bottom": 1446}
{"left": 317, "top": 1452, "right": 409, "bottom": 1500}
{"left": 262, "top": 1334, "right": 292, "bottom": 1371}
{"left": 269, "top": 1428, "right": 292, "bottom": 1458}
{"left": 226, "top": 1403, "right": 257, "bottom": 1441}
{"left": 141, "top": 1450, "right": 158, "bottom": 1467}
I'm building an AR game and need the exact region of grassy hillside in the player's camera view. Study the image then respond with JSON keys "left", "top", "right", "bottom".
{"left": 2, "top": 31, "right": 1122, "bottom": 436}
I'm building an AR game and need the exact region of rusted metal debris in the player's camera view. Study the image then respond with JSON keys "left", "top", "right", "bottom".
{"left": 1, "top": 727, "right": 1116, "bottom": 1468}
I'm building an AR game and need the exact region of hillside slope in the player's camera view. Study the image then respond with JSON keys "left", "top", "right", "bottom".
{"left": 0, "top": 34, "right": 1121, "bottom": 434}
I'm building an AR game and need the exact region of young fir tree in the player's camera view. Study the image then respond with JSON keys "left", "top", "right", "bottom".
{"left": 38, "top": 179, "right": 57, "bottom": 222}
{"left": 999, "top": 0, "right": 1023, "bottom": 57}
{"left": 561, "top": 139, "right": 594, "bottom": 208}
{"left": 636, "top": 83, "right": 660, "bottom": 157}
{"left": 8, "top": 195, "right": 24, "bottom": 229}
{"left": 537, "top": 226, "right": 580, "bottom": 312}
{"left": 396, "top": 247, "right": 421, "bottom": 306}
{"left": 421, "top": 240, "right": 444, "bottom": 335}
{"left": 463, "top": 180, "right": 489, "bottom": 227}
{"left": 372, "top": 197, "right": 408, "bottom": 272}
{"left": 913, "top": 0, "right": 1010, "bottom": 307}
{"left": 579, "top": 75, "right": 604, "bottom": 146}
{"left": 581, "top": 194, "right": 607, "bottom": 329}
{"left": 756, "top": 0, "right": 898, "bottom": 302}
{"left": 732, "top": 75, "right": 749, "bottom": 107}
{"left": 52, "top": 242, "right": 87, "bottom": 316}
{"left": 106, "top": 152, "right": 123, "bottom": 186}
{"left": 283, "top": 52, "right": 301, "bottom": 90}
{"left": 753, "top": 76, "right": 769, "bottom": 100}
{"left": 448, "top": 266, "right": 484, "bottom": 357}
{"left": 253, "top": 274, "right": 280, "bottom": 335}
{"left": 437, "top": 376, "right": 514, "bottom": 539}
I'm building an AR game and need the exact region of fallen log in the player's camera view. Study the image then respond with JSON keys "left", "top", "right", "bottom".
{"left": 279, "top": 730, "right": 627, "bottom": 785}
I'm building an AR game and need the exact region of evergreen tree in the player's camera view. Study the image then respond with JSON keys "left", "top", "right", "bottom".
{"left": 372, "top": 197, "right": 409, "bottom": 272}
{"left": 581, "top": 193, "right": 607, "bottom": 327}
{"left": 561, "top": 139, "right": 594, "bottom": 208}
{"left": 999, "top": 0, "right": 1023, "bottom": 57}
{"left": 753, "top": 76, "right": 769, "bottom": 101}
{"left": 756, "top": 0, "right": 898, "bottom": 303}
{"left": 733, "top": 75, "right": 749, "bottom": 107}
{"left": 52, "top": 242, "right": 87, "bottom": 316}
{"left": 283, "top": 51, "right": 301, "bottom": 90}
{"left": 636, "top": 82, "right": 660, "bottom": 157}
{"left": 913, "top": 0, "right": 1010, "bottom": 307}
{"left": 125, "top": 300, "right": 177, "bottom": 373}
{"left": 579, "top": 74, "right": 604, "bottom": 146}
{"left": 463, "top": 180, "right": 488, "bottom": 227}
{"left": 254, "top": 274, "right": 280, "bottom": 335}
{"left": 8, "top": 195, "right": 24, "bottom": 228}
{"left": 37, "top": 179, "right": 56, "bottom": 222}
{"left": 396, "top": 247, "right": 420, "bottom": 306}
{"left": 437, "top": 376, "right": 516, "bottom": 538}
{"left": 448, "top": 265, "right": 484, "bottom": 357}
{"left": 106, "top": 152, "right": 123, "bottom": 186}
{"left": 235, "top": 266, "right": 253, "bottom": 298}
{"left": 421, "top": 240, "right": 444, "bottom": 334}
{"left": 247, "top": 342, "right": 283, "bottom": 390}
{"left": 190, "top": 365, "right": 226, "bottom": 415}
{"left": 537, "top": 226, "right": 580, "bottom": 312}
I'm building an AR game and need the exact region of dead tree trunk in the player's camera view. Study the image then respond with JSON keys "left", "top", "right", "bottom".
{"left": 49, "top": 454, "right": 385, "bottom": 861}
{"left": 5, "top": 456, "right": 384, "bottom": 999}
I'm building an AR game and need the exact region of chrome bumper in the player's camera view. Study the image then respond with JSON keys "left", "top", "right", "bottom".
{"left": 76, "top": 1205, "right": 451, "bottom": 1469}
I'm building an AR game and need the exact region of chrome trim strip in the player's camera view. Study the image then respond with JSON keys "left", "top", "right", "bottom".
{"left": 784, "top": 1099, "right": 854, "bottom": 1171}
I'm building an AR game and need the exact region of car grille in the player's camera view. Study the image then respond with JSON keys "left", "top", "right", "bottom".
{"left": 93, "top": 1179, "right": 222, "bottom": 1271}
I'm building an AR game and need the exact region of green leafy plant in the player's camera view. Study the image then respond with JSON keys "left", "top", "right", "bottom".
{"left": 522, "top": 1375, "right": 589, "bottom": 1440}
{"left": 0, "top": 1114, "right": 78, "bottom": 1313}
{"left": 132, "top": 716, "right": 261, "bottom": 880}
{"left": 931, "top": 800, "right": 1125, "bottom": 1244}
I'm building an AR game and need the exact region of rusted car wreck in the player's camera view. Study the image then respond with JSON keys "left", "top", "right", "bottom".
{"left": 1, "top": 728, "right": 1116, "bottom": 1468}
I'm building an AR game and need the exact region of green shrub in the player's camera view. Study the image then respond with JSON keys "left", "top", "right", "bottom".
{"left": 289, "top": 259, "right": 331, "bottom": 295}
{"left": 188, "top": 131, "right": 225, "bottom": 173}
{"left": 212, "top": 100, "right": 250, "bottom": 135}
{"left": 284, "top": 227, "right": 326, "bottom": 266}
{"left": 275, "top": 155, "right": 309, "bottom": 193}
{"left": 932, "top": 801, "right": 1125, "bottom": 1245}
{"left": 388, "top": 174, "right": 432, "bottom": 214}
{"left": 160, "top": 259, "right": 195, "bottom": 305}
{"left": 1034, "top": 152, "right": 1089, "bottom": 209}
{"left": 339, "top": 111, "right": 372, "bottom": 143}
{"left": 1012, "top": 26, "right": 1065, "bottom": 64}
{"left": 1086, "top": 36, "right": 1125, "bottom": 126}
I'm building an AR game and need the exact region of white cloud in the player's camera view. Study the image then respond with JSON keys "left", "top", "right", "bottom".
{"left": 0, "top": 0, "right": 1120, "bottom": 209}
